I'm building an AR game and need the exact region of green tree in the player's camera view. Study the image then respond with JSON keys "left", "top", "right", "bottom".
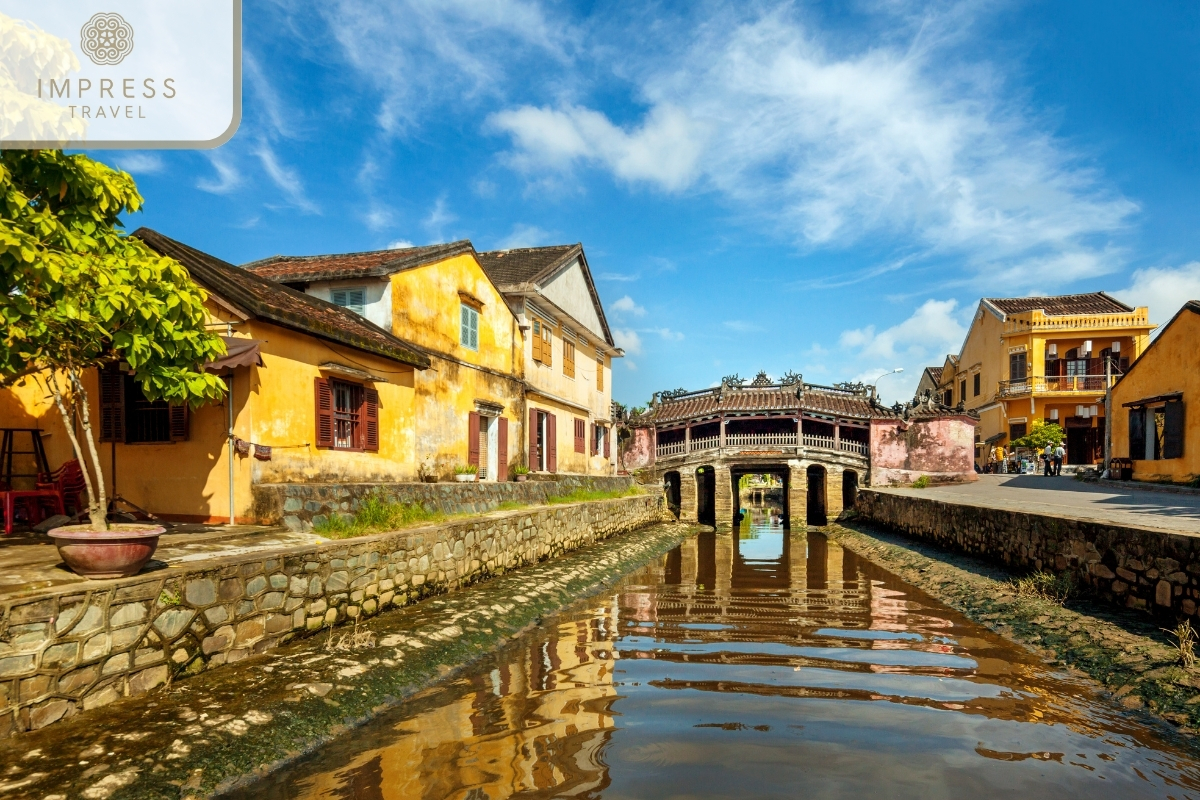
{"left": 1, "top": 150, "right": 226, "bottom": 529}
{"left": 1012, "top": 419, "right": 1065, "bottom": 450}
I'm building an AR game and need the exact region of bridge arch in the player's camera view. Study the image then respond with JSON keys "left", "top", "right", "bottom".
{"left": 842, "top": 469, "right": 859, "bottom": 515}
{"left": 806, "top": 464, "right": 827, "bottom": 526}
{"left": 695, "top": 465, "right": 716, "bottom": 526}
{"left": 663, "top": 470, "right": 682, "bottom": 518}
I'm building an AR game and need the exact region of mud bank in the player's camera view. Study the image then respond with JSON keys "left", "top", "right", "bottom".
{"left": 827, "top": 520, "right": 1200, "bottom": 735}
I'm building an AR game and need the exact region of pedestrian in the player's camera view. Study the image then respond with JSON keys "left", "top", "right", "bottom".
{"left": 996, "top": 445, "right": 1007, "bottom": 474}
{"left": 1053, "top": 443, "right": 1065, "bottom": 476}
{"left": 1043, "top": 443, "right": 1053, "bottom": 476}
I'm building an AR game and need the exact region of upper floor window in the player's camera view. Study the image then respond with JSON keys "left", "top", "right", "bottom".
{"left": 563, "top": 338, "right": 576, "bottom": 378}
{"left": 460, "top": 304, "right": 479, "bottom": 350}
{"left": 532, "top": 318, "right": 552, "bottom": 366}
{"left": 315, "top": 377, "right": 378, "bottom": 451}
{"left": 973, "top": 373, "right": 981, "bottom": 397}
{"left": 331, "top": 287, "right": 366, "bottom": 316}
{"left": 1009, "top": 351, "right": 1027, "bottom": 381}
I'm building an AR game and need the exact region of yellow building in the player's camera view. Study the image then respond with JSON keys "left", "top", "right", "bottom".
{"left": 0, "top": 229, "right": 430, "bottom": 523}
{"left": 937, "top": 293, "right": 1154, "bottom": 467}
{"left": 1110, "top": 300, "right": 1199, "bottom": 484}
{"left": 246, "top": 243, "right": 526, "bottom": 481}
{"left": 478, "top": 244, "right": 622, "bottom": 476}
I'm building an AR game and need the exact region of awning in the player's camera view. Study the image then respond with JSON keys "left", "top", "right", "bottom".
{"left": 1122, "top": 391, "right": 1182, "bottom": 408}
{"left": 204, "top": 337, "right": 265, "bottom": 372}
{"left": 984, "top": 431, "right": 1007, "bottom": 444}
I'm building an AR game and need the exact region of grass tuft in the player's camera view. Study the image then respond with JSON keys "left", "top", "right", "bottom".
{"left": 314, "top": 493, "right": 447, "bottom": 539}
{"left": 1012, "top": 571, "right": 1075, "bottom": 605}
{"left": 545, "top": 486, "right": 643, "bottom": 505}
{"left": 1163, "top": 620, "right": 1198, "bottom": 669}
{"left": 911, "top": 475, "right": 931, "bottom": 489}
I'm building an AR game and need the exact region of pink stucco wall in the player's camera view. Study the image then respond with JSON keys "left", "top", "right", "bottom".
{"left": 619, "top": 427, "right": 655, "bottom": 473}
{"left": 869, "top": 415, "right": 978, "bottom": 486}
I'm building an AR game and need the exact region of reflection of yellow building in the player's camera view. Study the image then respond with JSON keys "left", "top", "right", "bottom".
{"left": 299, "top": 610, "right": 620, "bottom": 799}
{"left": 934, "top": 293, "right": 1154, "bottom": 466}
{"left": 0, "top": 229, "right": 429, "bottom": 522}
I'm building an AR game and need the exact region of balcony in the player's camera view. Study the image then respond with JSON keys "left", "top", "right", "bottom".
{"left": 998, "top": 374, "right": 1114, "bottom": 398}
{"left": 655, "top": 432, "right": 869, "bottom": 458}
{"left": 1003, "top": 308, "right": 1151, "bottom": 336}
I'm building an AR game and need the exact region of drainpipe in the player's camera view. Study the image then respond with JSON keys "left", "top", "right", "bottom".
{"left": 1103, "top": 359, "right": 1112, "bottom": 477}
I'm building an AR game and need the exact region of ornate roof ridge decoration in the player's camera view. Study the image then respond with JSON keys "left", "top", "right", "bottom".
{"left": 896, "top": 389, "right": 981, "bottom": 421}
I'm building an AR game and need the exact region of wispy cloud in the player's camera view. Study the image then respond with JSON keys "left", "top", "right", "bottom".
{"left": 253, "top": 140, "right": 319, "bottom": 213}
{"left": 423, "top": 196, "right": 457, "bottom": 240}
{"left": 598, "top": 272, "right": 639, "bottom": 282}
{"left": 613, "top": 328, "right": 643, "bottom": 355}
{"left": 611, "top": 295, "right": 646, "bottom": 317}
{"left": 1113, "top": 262, "right": 1200, "bottom": 332}
{"left": 496, "top": 223, "right": 551, "bottom": 249}
{"left": 388, "top": 239, "right": 416, "bottom": 250}
{"left": 644, "top": 327, "right": 684, "bottom": 341}
{"left": 196, "top": 152, "right": 242, "bottom": 194}
{"left": 723, "top": 320, "right": 763, "bottom": 333}
{"left": 113, "top": 153, "right": 165, "bottom": 175}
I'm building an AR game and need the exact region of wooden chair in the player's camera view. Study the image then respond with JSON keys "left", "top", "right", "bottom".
{"left": 37, "top": 460, "right": 87, "bottom": 516}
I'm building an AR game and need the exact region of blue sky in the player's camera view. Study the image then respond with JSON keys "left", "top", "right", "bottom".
{"left": 98, "top": 0, "right": 1200, "bottom": 406}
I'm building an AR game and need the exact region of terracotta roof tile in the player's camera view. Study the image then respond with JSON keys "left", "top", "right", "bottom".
{"left": 133, "top": 228, "right": 430, "bottom": 369}
{"left": 985, "top": 292, "right": 1132, "bottom": 317}
{"left": 925, "top": 366, "right": 943, "bottom": 382}
{"left": 476, "top": 245, "right": 578, "bottom": 287}
{"left": 646, "top": 386, "right": 891, "bottom": 425}
{"left": 243, "top": 241, "right": 476, "bottom": 283}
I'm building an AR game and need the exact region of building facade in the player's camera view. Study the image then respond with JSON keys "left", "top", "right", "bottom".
{"left": 0, "top": 229, "right": 431, "bottom": 523}
{"left": 936, "top": 293, "right": 1154, "bottom": 467}
{"left": 245, "top": 243, "right": 526, "bottom": 481}
{"left": 477, "top": 244, "right": 622, "bottom": 476}
{"left": 1110, "top": 300, "right": 1199, "bottom": 485}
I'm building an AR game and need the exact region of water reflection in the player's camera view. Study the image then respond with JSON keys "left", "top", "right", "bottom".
{"left": 241, "top": 515, "right": 1200, "bottom": 799}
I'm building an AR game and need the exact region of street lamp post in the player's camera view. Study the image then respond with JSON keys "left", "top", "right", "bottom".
{"left": 870, "top": 368, "right": 904, "bottom": 401}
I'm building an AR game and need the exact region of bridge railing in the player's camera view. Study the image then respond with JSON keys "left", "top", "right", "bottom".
{"left": 726, "top": 432, "right": 798, "bottom": 447}
{"left": 655, "top": 433, "right": 869, "bottom": 458}
{"left": 690, "top": 435, "right": 720, "bottom": 452}
{"left": 802, "top": 433, "right": 835, "bottom": 450}
{"left": 656, "top": 440, "right": 686, "bottom": 457}
{"left": 839, "top": 439, "right": 869, "bottom": 455}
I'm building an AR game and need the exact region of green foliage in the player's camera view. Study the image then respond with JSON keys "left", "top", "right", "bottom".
{"left": 454, "top": 464, "right": 478, "bottom": 475}
{"left": 546, "top": 486, "right": 642, "bottom": 505}
{"left": 511, "top": 464, "right": 530, "bottom": 476}
{"left": 911, "top": 475, "right": 931, "bottom": 489}
{"left": 0, "top": 150, "right": 226, "bottom": 406}
{"left": 314, "top": 494, "right": 446, "bottom": 538}
{"left": 1013, "top": 571, "right": 1075, "bottom": 605}
{"left": 1012, "top": 419, "right": 1066, "bottom": 450}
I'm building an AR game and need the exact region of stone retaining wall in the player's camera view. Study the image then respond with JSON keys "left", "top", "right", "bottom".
{"left": 0, "top": 493, "right": 668, "bottom": 737}
{"left": 856, "top": 489, "right": 1200, "bottom": 621}
{"left": 253, "top": 475, "right": 636, "bottom": 530}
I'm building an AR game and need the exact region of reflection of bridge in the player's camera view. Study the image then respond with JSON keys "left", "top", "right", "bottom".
{"left": 633, "top": 379, "right": 880, "bottom": 528}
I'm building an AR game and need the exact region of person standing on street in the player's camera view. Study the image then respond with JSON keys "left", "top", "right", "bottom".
{"left": 1053, "top": 443, "right": 1065, "bottom": 476}
{"left": 1043, "top": 443, "right": 1054, "bottom": 476}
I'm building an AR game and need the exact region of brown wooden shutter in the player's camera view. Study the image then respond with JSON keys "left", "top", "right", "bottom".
{"left": 1164, "top": 399, "right": 1184, "bottom": 459}
{"left": 99, "top": 365, "right": 125, "bottom": 443}
{"left": 547, "top": 413, "right": 557, "bottom": 473}
{"left": 468, "top": 412, "right": 481, "bottom": 468}
{"left": 603, "top": 425, "right": 610, "bottom": 458}
{"left": 590, "top": 423, "right": 596, "bottom": 456}
{"left": 574, "top": 418, "right": 583, "bottom": 453}
{"left": 497, "top": 417, "right": 508, "bottom": 480}
{"left": 564, "top": 340, "right": 575, "bottom": 378}
{"left": 363, "top": 388, "right": 379, "bottom": 452}
{"left": 1129, "top": 407, "right": 1145, "bottom": 459}
{"left": 169, "top": 404, "right": 189, "bottom": 442}
{"left": 532, "top": 323, "right": 543, "bottom": 364}
{"left": 315, "top": 377, "right": 334, "bottom": 448}
{"left": 529, "top": 408, "right": 539, "bottom": 469}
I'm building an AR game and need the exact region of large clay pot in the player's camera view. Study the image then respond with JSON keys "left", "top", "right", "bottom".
{"left": 47, "top": 524, "right": 164, "bottom": 579}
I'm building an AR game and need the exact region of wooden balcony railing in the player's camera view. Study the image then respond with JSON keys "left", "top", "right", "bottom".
{"left": 998, "top": 374, "right": 1114, "bottom": 398}
{"left": 726, "top": 432, "right": 797, "bottom": 447}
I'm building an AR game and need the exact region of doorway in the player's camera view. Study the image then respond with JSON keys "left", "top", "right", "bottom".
{"left": 664, "top": 471, "right": 681, "bottom": 518}
{"left": 842, "top": 470, "right": 858, "bottom": 512}
{"left": 806, "top": 464, "right": 827, "bottom": 526}
{"left": 1066, "top": 427, "right": 1096, "bottom": 465}
{"left": 696, "top": 466, "right": 716, "bottom": 527}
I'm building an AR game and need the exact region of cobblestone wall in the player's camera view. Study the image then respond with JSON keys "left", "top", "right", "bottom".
{"left": 856, "top": 489, "right": 1200, "bottom": 621}
{"left": 0, "top": 494, "right": 668, "bottom": 737}
{"left": 253, "top": 475, "right": 636, "bottom": 530}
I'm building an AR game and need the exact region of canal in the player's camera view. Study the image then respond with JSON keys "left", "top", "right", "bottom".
{"left": 231, "top": 510, "right": 1200, "bottom": 799}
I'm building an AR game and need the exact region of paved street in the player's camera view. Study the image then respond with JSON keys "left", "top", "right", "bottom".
{"left": 877, "top": 475, "right": 1200, "bottom": 535}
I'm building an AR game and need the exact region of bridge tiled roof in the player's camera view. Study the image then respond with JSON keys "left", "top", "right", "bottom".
{"left": 645, "top": 385, "right": 891, "bottom": 425}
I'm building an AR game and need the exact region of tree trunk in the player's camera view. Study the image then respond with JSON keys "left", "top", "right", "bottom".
{"left": 70, "top": 370, "right": 109, "bottom": 529}
{"left": 46, "top": 369, "right": 108, "bottom": 530}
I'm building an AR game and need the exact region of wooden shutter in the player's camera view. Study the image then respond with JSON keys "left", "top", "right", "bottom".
{"left": 564, "top": 340, "right": 575, "bottom": 378}
{"left": 546, "top": 413, "right": 557, "bottom": 473}
{"left": 1164, "top": 400, "right": 1184, "bottom": 460}
{"left": 169, "top": 404, "right": 189, "bottom": 442}
{"left": 1129, "top": 407, "right": 1145, "bottom": 460}
{"left": 596, "top": 358, "right": 604, "bottom": 392}
{"left": 574, "top": 418, "right": 584, "bottom": 453}
{"left": 497, "top": 417, "right": 508, "bottom": 481}
{"left": 363, "top": 388, "right": 379, "bottom": 452}
{"left": 315, "top": 377, "right": 334, "bottom": 448}
{"left": 590, "top": 423, "right": 596, "bottom": 456}
{"left": 543, "top": 326, "right": 552, "bottom": 368}
{"left": 529, "top": 408, "right": 539, "bottom": 469}
{"left": 532, "top": 321, "right": 542, "bottom": 364}
{"left": 603, "top": 425, "right": 610, "bottom": 458}
{"left": 468, "top": 412, "right": 481, "bottom": 468}
{"left": 99, "top": 365, "right": 125, "bottom": 443}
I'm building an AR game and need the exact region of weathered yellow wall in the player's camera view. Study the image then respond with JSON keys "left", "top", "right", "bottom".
{"left": 0, "top": 302, "right": 419, "bottom": 522}
{"left": 1111, "top": 309, "right": 1200, "bottom": 483}
{"left": 389, "top": 254, "right": 525, "bottom": 479}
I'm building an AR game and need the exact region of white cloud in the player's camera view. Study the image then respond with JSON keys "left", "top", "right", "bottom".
{"left": 197, "top": 152, "right": 242, "bottom": 194}
{"left": 840, "top": 299, "right": 966, "bottom": 362}
{"left": 646, "top": 327, "right": 684, "bottom": 341}
{"left": 423, "top": 196, "right": 457, "bottom": 240}
{"left": 613, "top": 328, "right": 643, "bottom": 355}
{"left": 253, "top": 141, "right": 319, "bottom": 213}
{"left": 365, "top": 208, "right": 394, "bottom": 231}
{"left": 387, "top": 239, "right": 416, "bottom": 250}
{"left": 497, "top": 223, "right": 551, "bottom": 249}
{"left": 1113, "top": 263, "right": 1200, "bottom": 331}
{"left": 113, "top": 153, "right": 164, "bottom": 175}
{"left": 723, "top": 320, "right": 763, "bottom": 333}
{"left": 623, "top": 359, "right": 638, "bottom": 371}
{"left": 611, "top": 295, "right": 646, "bottom": 317}
{"left": 598, "top": 272, "right": 639, "bottom": 282}
{"left": 490, "top": 5, "right": 1135, "bottom": 289}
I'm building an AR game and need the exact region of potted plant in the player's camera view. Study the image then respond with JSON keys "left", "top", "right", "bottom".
{"left": 454, "top": 464, "right": 478, "bottom": 482}
{"left": 418, "top": 461, "right": 438, "bottom": 483}
{"left": 3, "top": 151, "right": 227, "bottom": 578}
{"left": 512, "top": 464, "right": 530, "bottom": 483}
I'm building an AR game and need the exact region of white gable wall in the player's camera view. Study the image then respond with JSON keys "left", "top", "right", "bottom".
{"left": 541, "top": 259, "right": 607, "bottom": 343}
{"left": 304, "top": 277, "right": 392, "bottom": 331}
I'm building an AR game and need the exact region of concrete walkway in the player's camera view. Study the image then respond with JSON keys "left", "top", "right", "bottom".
{"left": 875, "top": 475, "right": 1200, "bottom": 536}
{"left": 0, "top": 524, "right": 324, "bottom": 602}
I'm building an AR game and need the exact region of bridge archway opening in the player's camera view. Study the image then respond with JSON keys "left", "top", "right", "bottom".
{"left": 842, "top": 469, "right": 859, "bottom": 513}
{"left": 663, "top": 471, "right": 682, "bottom": 518}
{"left": 731, "top": 466, "right": 791, "bottom": 530}
{"left": 695, "top": 466, "right": 716, "bottom": 526}
{"left": 807, "top": 464, "right": 827, "bottom": 526}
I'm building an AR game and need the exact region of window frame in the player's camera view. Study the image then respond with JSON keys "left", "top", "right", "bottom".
{"left": 973, "top": 373, "right": 981, "bottom": 397}
{"left": 332, "top": 380, "right": 364, "bottom": 450}
{"left": 596, "top": 354, "right": 605, "bottom": 392}
{"left": 331, "top": 286, "right": 367, "bottom": 317}
{"left": 460, "top": 303, "right": 480, "bottom": 351}
{"left": 563, "top": 337, "right": 576, "bottom": 378}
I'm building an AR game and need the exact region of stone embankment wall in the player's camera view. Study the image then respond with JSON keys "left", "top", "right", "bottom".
{"left": 0, "top": 494, "right": 668, "bottom": 737}
{"left": 254, "top": 475, "right": 636, "bottom": 530}
{"left": 856, "top": 489, "right": 1200, "bottom": 621}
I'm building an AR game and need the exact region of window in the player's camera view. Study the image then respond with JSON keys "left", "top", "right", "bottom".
{"left": 574, "top": 418, "right": 586, "bottom": 453}
{"left": 460, "top": 304, "right": 479, "bottom": 350}
{"left": 1009, "top": 352, "right": 1027, "bottom": 381}
{"left": 99, "top": 364, "right": 188, "bottom": 444}
{"left": 943, "top": 389, "right": 952, "bottom": 406}
{"left": 973, "top": 373, "right": 980, "bottom": 397}
{"left": 529, "top": 409, "right": 556, "bottom": 471}
{"left": 1010, "top": 422, "right": 1027, "bottom": 441}
{"left": 531, "top": 318, "right": 552, "bottom": 366}
{"left": 1132, "top": 400, "right": 1184, "bottom": 460}
{"left": 331, "top": 287, "right": 366, "bottom": 316}
{"left": 959, "top": 380, "right": 967, "bottom": 404}
{"left": 563, "top": 338, "right": 576, "bottom": 378}
{"left": 596, "top": 355, "right": 605, "bottom": 392}
{"left": 315, "top": 377, "right": 378, "bottom": 451}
